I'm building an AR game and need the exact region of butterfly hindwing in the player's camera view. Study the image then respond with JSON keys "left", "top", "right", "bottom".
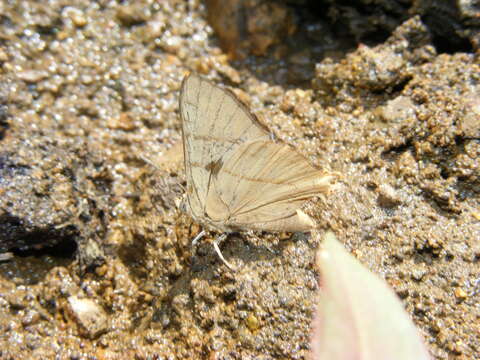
{"left": 206, "top": 140, "right": 333, "bottom": 231}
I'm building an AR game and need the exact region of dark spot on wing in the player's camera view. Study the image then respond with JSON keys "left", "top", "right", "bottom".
{"left": 205, "top": 159, "right": 223, "bottom": 177}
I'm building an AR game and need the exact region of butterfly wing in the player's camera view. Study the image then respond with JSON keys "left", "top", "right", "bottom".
{"left": 179, "top": 74, "right": 270, "bottom": 220}
{"left": 206, "top": 140, "right": 334, "bottom": 232}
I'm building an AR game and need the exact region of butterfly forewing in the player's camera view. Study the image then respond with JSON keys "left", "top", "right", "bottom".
{"left": 180, "top": 75, "right": 270, "bottom": 221}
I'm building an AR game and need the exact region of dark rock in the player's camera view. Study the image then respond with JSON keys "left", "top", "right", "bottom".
{"left": 205, "top": 0, "right": 296, "bottom": 59}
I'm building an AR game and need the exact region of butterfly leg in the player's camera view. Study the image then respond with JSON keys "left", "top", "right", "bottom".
{"left": 213, "top": 234, "right": 237, "bottom": 271}
{"left": 191, "top": 230, "right": 206, "bottom": 247}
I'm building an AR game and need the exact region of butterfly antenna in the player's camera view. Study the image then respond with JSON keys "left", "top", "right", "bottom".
{"left": 138, "top": 154, "right": 186, "bottom": 217}
{"left": 138, "top": 154, "right": 162, "bottom": 172}
{"left": 141, "top": 154, "right": 186, "bottom": 194}
{"left": 136, "top": 154, "right": 166, "bottom": 187}
{"left": 213, "top": 234, "right": 237, "bottom": 271}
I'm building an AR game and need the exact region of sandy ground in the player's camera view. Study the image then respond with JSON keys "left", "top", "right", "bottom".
{"left": 0, "top": 1, "right": 479, "bottom": 359}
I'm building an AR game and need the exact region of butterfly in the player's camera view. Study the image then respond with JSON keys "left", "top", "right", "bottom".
{"left": 179, "top": 73, "right": 335, "bottom": 268}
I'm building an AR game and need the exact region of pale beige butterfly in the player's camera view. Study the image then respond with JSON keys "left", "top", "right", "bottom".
{"left": 179, "top": 73, "right": 335, "bottom": 269}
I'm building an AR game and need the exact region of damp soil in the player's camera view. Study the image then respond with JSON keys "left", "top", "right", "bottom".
{"left": 0, "top": 1, "right": 479, "bottom": 359}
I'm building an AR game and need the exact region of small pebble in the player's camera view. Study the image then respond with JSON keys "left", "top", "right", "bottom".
{"left": 454, "top": 288, "right": 467, "bottom": 300}
{"left": 107, "top": 112, "right": 136, "bottom": 131}
{"left": 245, "top": 313, "right": 260, "bottom": 331}
{"left": 377, "top": 184, "right": 403, "bottom": 208}
{"left": 66, "top": 7, "right": 88, "bottom": 27}
{"left": 22, "top": 310, "right": 41, "bottom": 327}
{"left": 116, "top": 5, "right": 148, "bottom": 26}
{"left": 411, "top": 269, "right": 427, "bottom": 282}
{"left": 0, "top": 252, "right": 14, "bottom": 262}
{"left": 0, "top": 48, "right": 8, "bottom": 62}
{"left": 17, "top": 70, "right": 49, "bottom": 83}
{"left": 67, "top": 296, "right": 108, "bottom": 339}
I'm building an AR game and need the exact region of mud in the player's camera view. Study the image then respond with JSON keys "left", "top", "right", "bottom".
{"left": 0, "top": 1, "right": 478, "bottom": 359}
